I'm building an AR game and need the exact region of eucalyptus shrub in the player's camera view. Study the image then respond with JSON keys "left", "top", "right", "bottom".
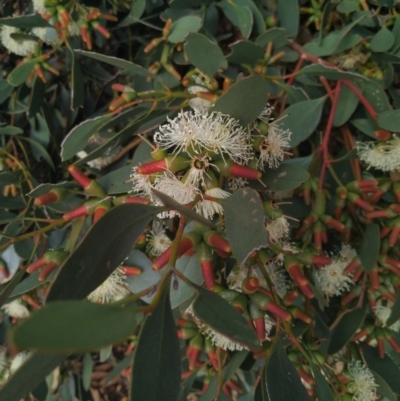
{"left": 1, "top": 0, "right": 400, "bottom": 400}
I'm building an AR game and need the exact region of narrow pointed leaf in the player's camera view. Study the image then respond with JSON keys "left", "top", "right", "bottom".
{"left": 328, "top": 301, "right": 367, "bottom": 354}
{"left": 359, "top": 223, "right": 379, "bottom": 272}
{"left": 10, "top": 301, "right": 141, "bottom": 352}
{"left": 192, "top": 287, "right": 261, "bottom": 350}
{"left": 130, "top": 287, "right": 181, "bottom": 401}
{"left": 46, "top": 204, "right": 158, "bottom": 302}
{"left": 221, "top": 188, "right": 268, "bottom": 265}
{"left": 265, "top": 337, "right": 310, "bottom": 401}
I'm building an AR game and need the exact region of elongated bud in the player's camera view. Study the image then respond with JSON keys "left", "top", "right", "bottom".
{"left": 203, "top": 230, "right": 230, "bottom": 253}
{"left": 314, "top": 189, "right": 326, "bottom": 216}
{"left": 346, "top": 180, "right": 378, "bottom": 193}
{"left": 249, "top": 302, "right": 265, "bottom": 341}
{"left": 62, "top": 199, "right": 99, "bottom": 221}
{"left": 285, "top": 256, "right": 314, "bottom": 299}
{"left": 196, "top": 242, "right": 215, "bottom": 290}
{"left": 68, "top": 165, "right": 106, "bottom": 197}
{"left": 0, "top": 260, "right": 8, "bottom": 279}
{"left": 347, "top": 192, "right": 374, "bottom": 212}
{"left": 91, "top": 22, "right": 110, "bottom": 38}
{"left": 109, "top": 90, "right": 137, "bottom": 111}
{"left": 320, "top": 215, "right": 347, "bottom": 233}
{"left": 113, "top": 195, "right": 150, "bottom": 206}
{"left": 249, "top": 292, "right": 291, "bottom": 321}
{"left": 93, "top": 201, "right": 111, "bottom": 223}
{"left": 136, "top": 155, "right": 190, "bottom": 175}
{"left": 178, "top": 327, "right": 198, "bottom": 340}
{"left": 213, "top": 160, "right": 262, "bottom": 180}
{"left": 389, "top": 220, "right": 400, "bottom": 247}
{"left": 153, "top": 232, "right": 201, "bottom": 270}
{"left": 34, "top": 188, "right": 69, "bottom": 206}
{"left": 295, "top": 252, "right": 332, "bottom": 266}
{"left": 288, "top": 307, "right": 312, "bottom": 324}
{"left": 204, "top": 338, "right": 219, "bottom": 370}
{"left": 122, "top": 266, "right": 142, "bottom": 276}
{"left": 188, "top": 334, "right": 203, "bottom": 370}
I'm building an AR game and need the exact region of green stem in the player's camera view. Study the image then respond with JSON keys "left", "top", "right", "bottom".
{"left": 64, "top": 217, "right": 86, "bottom": 252}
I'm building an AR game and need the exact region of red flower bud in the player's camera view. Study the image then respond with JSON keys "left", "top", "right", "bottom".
{"left": 136, "top": 155, "right": 190, "bottom": 175}
{"left": 203, "top": 230, "right": 230, "bottom": 253}
{"left": 196, "top": 242, "right": 215, "bottom": 290}
{"left": 213, "top": 160, "right": 262, "bottom": 180}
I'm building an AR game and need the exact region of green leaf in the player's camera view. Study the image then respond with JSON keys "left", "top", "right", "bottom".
{"left": 46, "top": 204, "right": 158, "bottom": 302}
{"left": 170, "top": 255, "right": 203, "bottom": 309}
{"left": 97, "top": 164, "right": 135, "bottom": 195}
{"left": 130, "top": 287, "right": 181, "bottom": 401}
{"left": 277, "top": 0, "right": 299, "bottom": 37}
{"left": 362, "top": 344, "right": 400, "bottom": 394}
{"left": 265, "top": 337, "right": 310, "bottom": 401}
{"left": 337, "top": 0, "right": 358, "bottom": 12}
{"left": 227, "top": 41, "right": 264, "bottom": 66}
{"left": 28, "top": 77, "right": 45, "bottom": 118}
{"left": 0, "top": 14, "right": 51, "bottom": 28}
{"left": 236, "top": 0, "right": 265, "bottom": 34}
{"left": 20, "top": 137, "right": 54, "bottom": 170}
{"left": 198, "top": 351, "right": 248, "bottom": 401}
{"left": 168, "top": 16, "right": 202, "bottom": 43}
{"left": 371, "top": 371, "right": 397, "bottom": 401}
{"left": 61, "top": 115, "right": 110, "bottom": 161}
{"left": 256, "top": 28, "right": 289, "bottom": 49}
{"left": 310, "top": 363, "right": 335, "bottom": 401}
{"left": 360, "top": 79, "right": 390, "bottom": 113}
{"left": 75, "top": 50, "right": 158, "bottom": 81}
{"left": 0, "top": 126, "right": 23, "bottom": 135}
{"left": 192, "top": 287, "right": 261, "bottom": 350}
{"left": 70, "top": 47, "right": 84, "bottom": 110}
{"left": 370, "top": 27, "right": 395, "bottom": 53}
{"left": 378, "top": 109, "right": 400, "bottom": 132}
{"left": 221, "top": 188, "right": 268, "bottom": 265}
{"left": 11, "top": 301, "right": 140, "bottom": 352}
{"left": 359, "top": 224, "right": 380, "bottom": 272}
{"left": 297, "top": 64, "right": 366, "bottom": 82}
{"left": 333, "top": 84, "right": 359, "bottom": 126}
{"left": 212, "top": 75, "right": 267, "bottom": 127}
{"left": 7, "top": 60, "right": 36, "bottom": 87}
{"left": 184, "top": 33, "right": 227, "bottom": 77}
{"left": 328, "top": 302, "right": 367, "bottom": 354}
{"left": 218, "top": 1, "right": 253, "bottom": 39}
{"left": 0, "top": 353, "right": 68, "bottom": 401}
{"left": 118, "top": 0, "right": 146, "bottom": 27}
{"left": 82, "top": 353, "right": 94, "bottom": 391}
{"left": 279, "top": 97, "right": 327, "bottom": 147}
{"left": 0, "top": 79, "right": 14, "bottom": 104}
{"left": 257, "top": 163, "right": 309, "bottom": 191}
{"left": 303, "top": 16, "right": 365, "bottom": 57}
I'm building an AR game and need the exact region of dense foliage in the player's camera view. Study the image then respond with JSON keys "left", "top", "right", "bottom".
{"left": 1, "top": 0, "right": 400, "bottom": 400}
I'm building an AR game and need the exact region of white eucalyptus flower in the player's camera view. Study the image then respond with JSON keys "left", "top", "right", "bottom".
{"left": 316, "top": 256, "right": 352, "bottom": 298}
{"left": 130, "top": 167, "right": 154, "bottom": 199}
{"left": 2, "top": 299, "right": 30, "bottom": 318}
{"left": 202, "top": 326, "right": 247, "bottom": 351}
{"left": 356, "top": 141, "right": 394, "bottom": 172}
{"left": 188, "top": 85, "right": 212, "bottom": 114}
{"left": 264, "top": 315, "right": 275, "bottom": 339}
{"left": 346, "top": 361, "right": 377, "bottom": 401}
{"left": 339, "top": 244, "right": 357, "bottom": 264}
{"left": 228, "top": 177, "right": 248, "bottom": 191}
{"left": 146, "top": 220, "right": 171, "bottom": 257}
{"left": 0, "top": 26, "right": 38, "bottom": 56}
{"left": 257, "top": 106, "right": 292, "bottom": 169}
{"left": 33, "top": 0, "right": 48, "bottom": 14}
{"left": 88, "top": 268, "right": 130, "bottom": 303}
{"left": 154, "top": 111, "right": 252, "bottom": 163}
{"left": 266, "top": 216, "right": 289, "bottom": 242}
{"left": 195, "top": 187, "right": 230, "bottom": 220}
{"left": 153, "top": 171, "right": 198, "bottom": 212}
{"left": 266, "top": 262, "right": 290, "bottom": 297}
{"left": 374, "top": 300, "right": 400, "bottom": 332}
{"left": 10, "top": 352, "right": 29, "bottom": 373}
